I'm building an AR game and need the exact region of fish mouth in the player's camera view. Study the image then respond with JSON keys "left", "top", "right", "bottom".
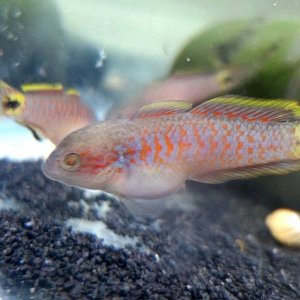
{"left": 41, "top": 159, "right": 56, "bottom": 180}
{"left": 41, "top": 151, "right": 61, "bottom": 181}
{"left": 41, "top": 160, "right": 50, "bottom": 178}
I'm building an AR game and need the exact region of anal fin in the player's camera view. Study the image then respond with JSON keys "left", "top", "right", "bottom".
{"left": 190, "top": 159, "right": 300, "bottom": 184}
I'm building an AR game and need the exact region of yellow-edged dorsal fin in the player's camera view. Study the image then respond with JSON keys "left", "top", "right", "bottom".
{"left": 0, "top": 81, "right": 19, "bottom": 95}
{"left": 21, "top": 83, "right": 63, "bottom": 93}
{"left": 133, "top": 100, "right": 192, "bottom": 119}
{"left": 0, "top": 81, "right": 12, "bottom": 89}
{"left": 191, "top": 95, "right": 300, "bottom": 122}
{"left": 66, "top": 88, "right": 80, "bottom": 96}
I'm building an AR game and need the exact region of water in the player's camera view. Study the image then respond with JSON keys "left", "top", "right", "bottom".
{"left": 1, "top": 1, "right": 300, "bottom": 299}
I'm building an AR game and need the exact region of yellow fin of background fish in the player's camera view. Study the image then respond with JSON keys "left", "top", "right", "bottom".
{"left": 21, "top": 83, "right": 63, "bottom": 93}
{"left": 216, "top": 69, "right": 238, "bottom": 92}
{"left": 190, "top": 159, "right": 300, "bottom": 184}
{"left": 0, "top": 81, "right": 19, "bottom": 95}
{"left": 191, "top": 95, "right": 300, "bottom": 122}
{"left": 0, "top": 81, "right": 11, "bottom": 89}
{"left": 215, "top": 67, "right": 257, "bottom": 92}
{"left": 66, "top": 88, "right": 80, "bottom": 96}
{"left": 133, "top": 100, "right": 192, "bottom": 119}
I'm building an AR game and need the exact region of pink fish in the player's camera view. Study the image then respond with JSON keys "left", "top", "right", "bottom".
{"left": 0, "top": 81, "right": 96, "bottom": 144}
{"left": 43, "top": 97, "right": 300, "bottom": 199}
{"left": 108, "top": 67, "right": 254, "bottom": 119}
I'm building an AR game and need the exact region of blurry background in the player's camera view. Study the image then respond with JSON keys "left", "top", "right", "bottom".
{"left": 0, "top": 2, "right": 300, "bottom": 299}
{"left": 1, "top": 0, "right": 300, "bottom": 208}
{"left": 1, "top": 0, "right": 300, "bottom": 160}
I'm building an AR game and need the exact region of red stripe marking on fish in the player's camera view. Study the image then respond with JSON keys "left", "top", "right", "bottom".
{"left": 140, "top": 137, "right": 152, "bottom": 163}
{"left": 154, "top": 134, "right": 162, "bottom": 163}
{"left": 79, "top": 151, "right": 119, "bottom": 175}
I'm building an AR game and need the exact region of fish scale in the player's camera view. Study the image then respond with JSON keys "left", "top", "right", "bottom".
{"left": 43, "top": 96, "right": 300, "bottom": 199}
{"left": 123, "top": 113, "right": 299, "bottom": 175}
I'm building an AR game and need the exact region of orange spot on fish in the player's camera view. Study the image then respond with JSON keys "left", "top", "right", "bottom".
{"left": 237, "top": 141, "right": 243, "bottom": 150}
{"left": 226, "top": 112, "right": 238, "bottom": 119}
{"left": 260, "top": 116, "right": 271, "bottom": 122}
{"left": 222, "top": 123, "right": 229, "bottom": 130}
{"left": 258, "top": 148, "right": 266, "bottom": 160}
{"left": 140, "top": 137, "right": 152, "bottom": 162}
{"left": 154, "top": 134, "right": 162, "bottom": 162}
{"left": 247, "top": 135, "right": 254, "bottom": 143}
{"left": 165, "top": 133, "right": 174, "bottom": 156}
{"left": 210, "top": 141, "right": 218, "bottom": 150}
{"left": 236, "top": 154, "right": 244, "bottom": 161}
{"left": 213, "top": 111, "right": 222, "bottom": 117}
{"left": 224, "top": 142, "right": 231, "bottom": 151}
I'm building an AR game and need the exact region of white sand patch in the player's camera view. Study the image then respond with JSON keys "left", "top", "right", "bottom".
{"left": 68, "top": 199, "right": 112, "bottom": 219}
{"left": 92, "top": 201, "right": 111, "bottom": 218}
{"left": 0, "top": 197, "right": 20, "bottom": 211}
{"left": 66, "top": 218, "right": 140, "bottom": 249}
{"left": 82, "top": 189, "right": 104, "bottom": 198}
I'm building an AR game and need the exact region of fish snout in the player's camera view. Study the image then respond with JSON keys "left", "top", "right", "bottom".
{"left": 41, "top": 151, "right": 61, "bottom": 181}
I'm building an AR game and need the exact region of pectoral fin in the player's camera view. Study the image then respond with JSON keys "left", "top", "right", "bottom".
{"left": 24, "top": 124, "right": 43, "bottom": 141}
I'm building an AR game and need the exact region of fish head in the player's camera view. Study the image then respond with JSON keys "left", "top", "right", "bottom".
{"left": 0, "top": 81, "right": 25, "bottom": 117}
{"left": 42, "top": 122, "right": 125, "bottom": 190}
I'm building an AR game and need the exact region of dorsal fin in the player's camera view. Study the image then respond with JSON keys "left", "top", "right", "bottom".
{"left": 21, "top": 83, "right": 63, "bottom": 94}
{"left": 65, "top": 88, "right": 81, "bottom": 102}
{"left": 190, "top": 96, "right": 300, "bottom": 122}
{"left": 66, "top": 88, "right": 80, "bottom": 96}
{"left": 0, "top": 81, "right": 13, "bottom": 90}
{"left": 0, "top": 81, "right": 19, "bottom": 96}
{"left": 133, "top": 100, "right": 192, "bottom": 119}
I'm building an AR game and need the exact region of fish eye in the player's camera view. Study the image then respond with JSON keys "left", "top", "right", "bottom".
{"left": 2, "top": 93, "right": 24, "bottom": 115}
{"left": 62, "top": 153, "right": 81, "bottom": 171}
{"left": 2, "top": 96, "right": 21, "bottom": 110}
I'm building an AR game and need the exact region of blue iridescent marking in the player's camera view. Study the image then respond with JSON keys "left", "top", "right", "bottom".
{"left": 184, "top": 124, "right": 196, "bottom": 159}
{"left": 157, "top": 130, "right": 167, "bottom": 159}
{"left": 132, "top": 135, "right": 143, "bottom": 164}
{"left": 167, "top": 128, "right": 180, "bottom": 162}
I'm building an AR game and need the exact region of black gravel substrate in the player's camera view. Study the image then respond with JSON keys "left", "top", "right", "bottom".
{"left": 0, "top": 160, "right": 299, "bottom": 299}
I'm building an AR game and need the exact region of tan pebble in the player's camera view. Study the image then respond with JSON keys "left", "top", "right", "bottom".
{"left": 265, "top": 208, "right": 300, "bottom": 247}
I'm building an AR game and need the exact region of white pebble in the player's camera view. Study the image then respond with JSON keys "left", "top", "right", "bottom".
{"left": 265, "top": 208, "right": 300, "bottom": 247}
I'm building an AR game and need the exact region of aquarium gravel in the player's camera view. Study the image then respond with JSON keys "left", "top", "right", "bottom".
{"left": 0, "top": 160, "right": 299, "bottom": 299}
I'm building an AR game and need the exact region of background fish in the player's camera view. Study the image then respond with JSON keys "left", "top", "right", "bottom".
{"left": 0, "top": 81, "right": 96, "bottom": 145}
{"left": 43, "top": 96, "right": 300, "bottom": 199}
{"left": 108, "top": 67, "right": 254, "bottom": 119}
